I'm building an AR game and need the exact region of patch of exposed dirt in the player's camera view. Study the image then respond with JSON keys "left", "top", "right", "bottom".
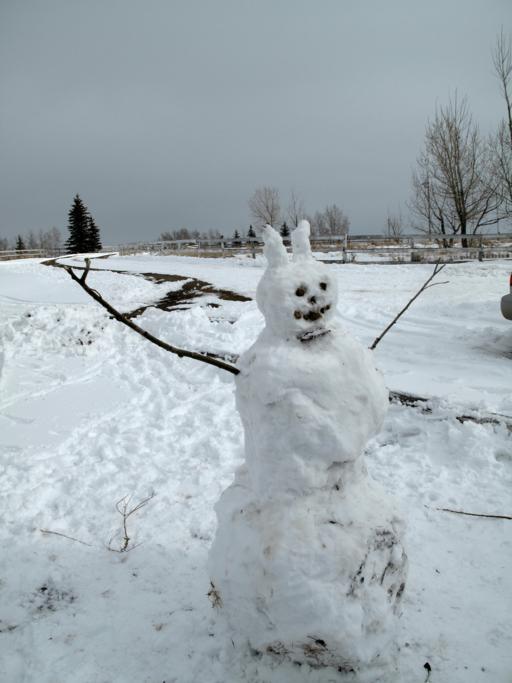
{"left": 123, "top": 273, "right": 251, "bottom": 319}
{"left": 43, "top": 259, "right": 251, "bottom": 319}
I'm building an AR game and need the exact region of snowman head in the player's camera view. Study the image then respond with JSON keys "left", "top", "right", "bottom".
{"left": 256, "top": 220, "right": 338, "bottom": 341}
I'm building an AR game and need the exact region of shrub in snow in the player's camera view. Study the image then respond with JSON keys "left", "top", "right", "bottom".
{"left": 209, "top": 221, "right": 407, "bottom": 673}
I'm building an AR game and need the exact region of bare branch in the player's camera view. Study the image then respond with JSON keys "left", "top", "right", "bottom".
{"left": 410, "top": 95, "right": 502, "bottom": 240}
{"left": 40, "top": 528, "right": 93, "bottom": 546}
{"left": 63, "top": 264, "right": 240, "bottom": 376}
{"left": 434, "top": 507, "right": 512, "bottom": 521}
{"left": 493, "top": 29, "right": 512, "bottom": 146}
{"left": 369, "top": 262, "right": 447, "bottom": 351}
{"left": 108, "top": 492, "right": 156, "bottom": 553}
{"left": 80, "top": 257, "right": 91, "bottom": 283}
{"left": 287, "top": 189, "right": 306, "bottom": 227}
{"left": 424, "top": 280, "right": 449, "bottom": 290}
{"left": 248, "top": 186, "right": 281, "bottom": 227}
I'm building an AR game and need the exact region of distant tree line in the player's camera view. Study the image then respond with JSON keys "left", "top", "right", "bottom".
{"left": 248, "top": 186, "right": 350, "bottom": 237}
{"left": 0, "top": 227, "right": 62, "bottom": 253}
{"left": 2, "top": 194, "right": 103, "bottom": 255}
{"left": 159, "top": 228, "right": 201, "bottom": 241}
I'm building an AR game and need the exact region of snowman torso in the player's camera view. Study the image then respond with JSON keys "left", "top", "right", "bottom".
{"left": 236, "top": 324, "right": 388, "bottom": 499}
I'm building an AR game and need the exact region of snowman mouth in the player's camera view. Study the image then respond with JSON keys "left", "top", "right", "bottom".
{"left": 298, "top": 328, "right": 331, "bottom": 343}
{"left": 303, "top": 310, "right": 322, "bottom": 322}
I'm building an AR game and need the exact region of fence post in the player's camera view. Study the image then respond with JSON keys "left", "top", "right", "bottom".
{"left": 478, "top": 234, "right": 484, "bottom": 262}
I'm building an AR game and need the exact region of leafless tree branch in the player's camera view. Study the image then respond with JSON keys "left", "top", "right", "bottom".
{"left": 248, "top": 186, "right": 281, "bottom": 227}
{"left": 385, "top": 211, "right": 405, "bottom": 242}
{"left": 63, "top": 260, "right": 240, "bottom": 376}
{"left": 287, "top": 189, "right": 306, "bottom": 227}
{"left": 410, "top": 95, "right": 501, "bottom": 242}
{"left": 369, "top": 262, "right": 447, "bottom": 351}
{"left": 108, "top": 492, "right": 156, "bottom": 553}
{"left": 491, "top": 30, "right": 512, "bottom": 218}
{"left": 434, "top": 507, "right": 512, "bottom": 521}
{"left": 40, "top": 528, "right": 93, "bottom": 546}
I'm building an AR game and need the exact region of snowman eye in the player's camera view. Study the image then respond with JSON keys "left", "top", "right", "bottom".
{"left": 319, "top": 282, "right": 327, "bottom": 290}
{"left": 295, "top": 287, "right": 307, "bottom": 297}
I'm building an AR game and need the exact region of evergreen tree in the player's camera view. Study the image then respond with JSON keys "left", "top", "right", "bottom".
{"left": 65, "top": 194, "right": 90, "bottom": 253}
{"left": 233, "top": 229, "right": 241, "bottom": 246}
{"left": 86, "top": 215, "right": 102, "bottom": 252}
{"left": 16, "top": 235, "right": 26, "bottom": 251}
{"left": 247, "top": 225, "right": 256, "bottom": 239}
{"left": 280, "top": 222, "right": 290, "bottom": 243}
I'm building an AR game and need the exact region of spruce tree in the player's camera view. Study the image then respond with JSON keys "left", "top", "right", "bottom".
{"left": 247, "top": 225, "right": 256, "bottom": 239}
{"left": 280, "top": 222, "right": 290, "bottom": 243}
{"left": 16, "top": 235, "right": 26, "bottom": 251}
{"left": 85, "top": 215, "right": 102, "bottom": 252}
{"left": 65, "top": 194, "right": 90, "bottom": 253}
{"left": 233, "top": 229, "right": 241, "bottom": 246}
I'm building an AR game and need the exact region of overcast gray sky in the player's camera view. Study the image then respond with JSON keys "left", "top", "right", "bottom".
{"left": 1, "top": 0, "right": 510, "bottom": 244}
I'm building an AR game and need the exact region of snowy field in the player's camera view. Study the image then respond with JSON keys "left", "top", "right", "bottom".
{"left": 1, "top": 253, "right": 511, "bottom": 683}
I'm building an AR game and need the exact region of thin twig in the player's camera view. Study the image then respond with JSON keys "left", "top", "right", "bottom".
{"left": 63, "top": 262, "right": 240, "bottom": 376}
{"left": 108, "top": 492, "right": 156, "bottom": 553}
{"left": 370, "top": 262, "right": 448, "bottom": 351}
{"left": 40, "top": 528, "right": 93, "bottom": 546}
{"left": 434, "top": 507, "right": 512, "bottom": 521}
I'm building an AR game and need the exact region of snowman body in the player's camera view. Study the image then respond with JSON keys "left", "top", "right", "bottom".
{"left": 209, "top": 223, "right": 407, "bottom": 671}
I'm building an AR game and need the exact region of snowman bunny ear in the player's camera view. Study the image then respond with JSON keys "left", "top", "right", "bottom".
{"left": 261, "top": 224, "right": 289, "bottom": 268}
{"left": 291, "top": 219, "right": 313, "bottom": 261}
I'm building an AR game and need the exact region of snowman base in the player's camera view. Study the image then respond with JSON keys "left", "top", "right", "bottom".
{"left": 210, "top": 466, "right": 407, "bottom": 673}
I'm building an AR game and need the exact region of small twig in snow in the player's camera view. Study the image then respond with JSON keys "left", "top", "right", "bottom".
{"left": 108, "top": 492, "right": 156, "bottom": 553}
{"left": 207, "top": 581, "right": 223, "bottom": 608}
{"left": 370, "top": 261, "right": 448, "bottom": 351}
{"left": 40, "top": 528, "right": 93, "bottom": 547}
{"left": 434, "top": 507, "right": 512, "bottom": 521}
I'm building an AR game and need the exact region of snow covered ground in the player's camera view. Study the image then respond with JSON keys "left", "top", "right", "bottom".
{"left": 0, "top": 254, "right": 511, "bottom": 682}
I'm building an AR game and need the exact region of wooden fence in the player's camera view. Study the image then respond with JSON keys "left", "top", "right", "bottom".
{"left": 1, "top": 233, "right": 511, "bottom": 263}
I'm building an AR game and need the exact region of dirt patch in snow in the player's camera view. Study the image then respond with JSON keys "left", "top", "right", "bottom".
{"left": 43, "top": 259, "right": 252, "bottom": 318}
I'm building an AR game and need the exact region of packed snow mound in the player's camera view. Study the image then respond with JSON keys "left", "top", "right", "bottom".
{"left": 213, "top": 468, "right": 406, "bottom": 671}
{"left": 236, "top": 326, "right": 388, "bottom": 498}
{"left": 210, "top": 222, "right": 407, "bottom": 673}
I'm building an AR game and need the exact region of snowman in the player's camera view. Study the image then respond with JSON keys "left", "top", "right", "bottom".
{"left": 209, "top": 221, "right": 407, "bottom": 673}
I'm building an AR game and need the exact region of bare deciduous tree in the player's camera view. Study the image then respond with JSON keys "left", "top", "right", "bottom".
{"left": 287, "top": 190, "right": 306, "bottom": 227}
{"left": 308, "top": 205, "right": 349, "bottom": 236}
{"left": 159, "top": 228, "right": 192, "bottom": 241}
{"left": 40, "top": 227, "right": 61, "bottom": 252}
{"left": 27, "top": 231, "right": 38, "bottom": 249}
{"left": 410, "top": 153, "right": 458, "bottom": 244}
{"left": 385, "top": 211, "right": 404, "bottom": 242}
{"left": 492, "top": 30, "right": 512, "bottom": 220}
{"left": 307, "top": 211, "right": 325, "bottom": 236}
{"left": 410, "top": 95, "right": 500, "bottom": 246}
{"left": 323, "top": 204, "right": 350, "bottom": 235}
{"left": 248, "top": 186, "right": 281, "bottom": 227}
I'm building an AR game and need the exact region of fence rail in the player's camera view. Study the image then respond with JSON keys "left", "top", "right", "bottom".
{"left": 0, "top": 249, "right": 46, "bottom": 261}
{"left": 1, "top": 232, "right": 512, "bottom": 263}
